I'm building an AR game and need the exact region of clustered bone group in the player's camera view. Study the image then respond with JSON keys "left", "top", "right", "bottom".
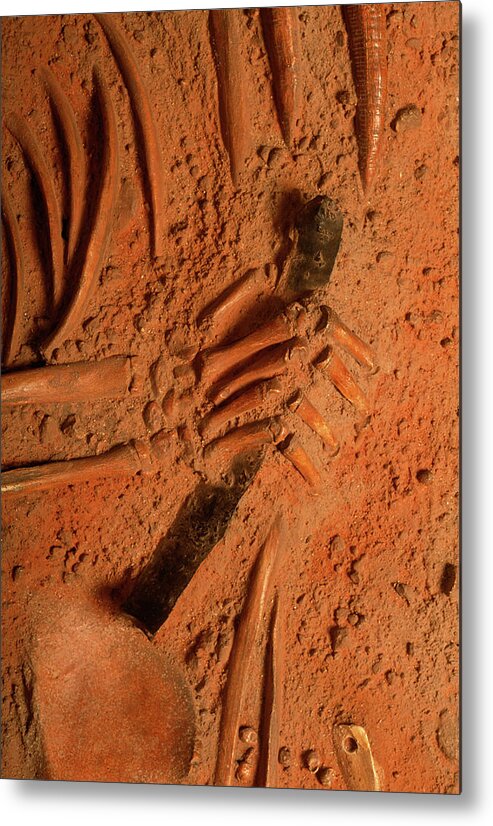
{"left": 2, "top": 7, "right": 386, "bottom": 791}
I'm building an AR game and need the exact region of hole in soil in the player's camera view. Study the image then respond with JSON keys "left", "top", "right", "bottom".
{"left": 440, "top": 562, "right": 456, "bottom": 596}
{"left": 123, "top": 456, "right": 262, "bottom": 634}
{"left": 343, "top": 736, "right": 358, "bottom": 753}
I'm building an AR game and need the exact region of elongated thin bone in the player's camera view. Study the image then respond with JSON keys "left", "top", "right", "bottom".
{"left": 256, "top": 590, "right": 285, "bottom": 788}
{"left": 316, "top": 347, "right": 369, "bottom": 415}
{"left": 95, "top": 13, "right": 164, "bottom": 258}
{"left": 279, "top": 434, "right": 321, "bottom": 491}
{"left": 202, "top": 315, "right": 293, "bottom": 387}
{"left": 198, "top": 269, "right": 266, "bottom": 341}
{"left": 203, "top": 417, "right": 284, "bottom": 464}
{"left": 210, "top": 340, "right": 296, "bottom": 405}
{"left": 287, "top": 390, "right": 339, "bottom": 455}
{"left": 333, "top": 723, "right": 381, "bottom": 791}
{"left": 260, "top": 7, "right": 301, "bottom": 146}
{"left": 6, "top": 112, "right": 64, "bottom": 308}
{"left": 1, "top": 440, "right": 150, "bottom": 498}
{"left": 40, "top": 66, "right": 86, "bottom": 267}
{"left": 320, "top": 306, "right": 375, "bottom": 371}
{"left": 214, "top": 514, "right": 282, "bottom": 786}
{"left": 209, "top": 9, "right": 251, "bottom": 187}
{"left": 1, "top": 188, "right": 25, "bottom": 366}
{"left": 200, "top": 378, "right": 282, "bottom": 439}
{"left": 343, "top": 4, "right": 387, "bottom": 193}
{"left": 2, "top": 355, "right": 133, "bottom": 407}
{"left": 42, "top": 66, "right": 119, "bottom": 360}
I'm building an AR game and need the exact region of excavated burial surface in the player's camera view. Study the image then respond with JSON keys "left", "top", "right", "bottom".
{"left": 1, "top": 4, "right": 459, "bottom": 792}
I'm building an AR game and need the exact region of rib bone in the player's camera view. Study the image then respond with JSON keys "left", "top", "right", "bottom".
{"left": 214, "top": 515, "right": 282, "bottom": 786}
{"left": 1, "top": 187, "right": 25, "bottom": 367}
{"left": 95, "top": 13, "right": 164, "bottom": 258}
{"left": 6, "top": 112, "right": 64, "bottom": 309}
{"left": 42, "top": 65, "right": 119, "bottom": 360}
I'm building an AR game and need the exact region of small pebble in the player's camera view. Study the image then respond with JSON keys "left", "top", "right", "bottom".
{"left": 143, "top": 400, "right": 163, "bottom": 433}
{"left": 347, "top": 612, "right": 360, "bottom": 626}
{"left": 39, "top": 415, "right": 59, "bottom": 445}
{"left": 150, "top": 355, "right": 168, "bottom": 397}
{"left": 334, "top": 607, "right": 348, "bottom": 624}
{"left": 372, "top": 657, "right": 383, "bottom": 674}
{"left": 162, "top": 390, "right": 176, "bottom": 419}
{"left": 331, "top": 626, "right": 348, "bottom": 653}
{"left": 316, "top": 766, "right": 335, "bottom": 788}
{"left": 267, "top": 148, "right": 283, "bottom": 168}
{"left": 235, "top": 761, "right": 253, "bottom": 783}
{"left": 392, "top": 104, "right": 422, "bottom": 133}
{"left": 415, "top": 164, "right": 428, "bottom": 180}
{"left": 278, "top": 746, "right": 291, "bottom": 767}
{"left": 239, "top": 726, "right": 258, "bottom": 745}
{"left": 303, "top": 749, "right": 321, "bottom": 773}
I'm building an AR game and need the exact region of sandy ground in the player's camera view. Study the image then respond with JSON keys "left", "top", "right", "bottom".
{"left": 1, "top": 3, "right": 459, "bottom": 792}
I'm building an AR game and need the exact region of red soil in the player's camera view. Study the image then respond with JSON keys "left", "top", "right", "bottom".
{"left": 1, "top": 3, "right": 459, "bottom": 792}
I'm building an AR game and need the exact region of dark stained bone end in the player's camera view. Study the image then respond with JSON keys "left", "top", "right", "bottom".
{"left": 286, "top": 196, "right": 343, "bottom": 294}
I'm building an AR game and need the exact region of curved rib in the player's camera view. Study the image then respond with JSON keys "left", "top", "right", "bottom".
{"left": 1, "top": 187, "right": 25, "bottom": 366}
{"left": 343, "top": 4, "right": 388, "bottom": 193}
{"left": 95, "top": 13, "right": 164, "bottom": 258}
{"left": 40, "top": 66, "right": 86, "bottom": 267}
{"left": 209, "top": 9, "right": 251, "bottom": 187}
{"left": 6, "top": 111, "right": 64, "bottom": 308}
{"left": 260, "top": 7, "right": 301, "bottom": 146}
{"left": 214, "top": 515, "right": 282, "bottom": 786}
{"left": 42, "top": 65, "right": 119, "bottom": 360}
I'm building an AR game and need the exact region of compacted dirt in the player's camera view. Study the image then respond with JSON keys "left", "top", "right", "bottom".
{"left": 1, "top": 3, "right": 459, "bottom": 792}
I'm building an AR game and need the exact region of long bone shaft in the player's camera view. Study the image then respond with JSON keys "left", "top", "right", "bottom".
{"left": 203, "top": 418, "right": 284, "bottom": 464}
{"left": 2, "top": 355, "right": 135, "bottom": 407}
{"left": 199, "top": 378, "right": 282, "bottom": 439}
{"left": 1, "top": 439, "right": 151, "bottom": 498}
{"left": 287, "top": 390, "right": 339, "bottom": 454}
{"left": 278, "top": 435, "right": 321, "bottom": 491}
{"left": 209, "top": 340, "right": 298, "bottom": 405}
{"left": 316, "top": 347, "right": 369, "bottom": 415}
{"left": 321, "top": 306, "right": 375, "bottom": 370}
{"left": 201, "top": 313, "right": 294, "bottom": 386}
